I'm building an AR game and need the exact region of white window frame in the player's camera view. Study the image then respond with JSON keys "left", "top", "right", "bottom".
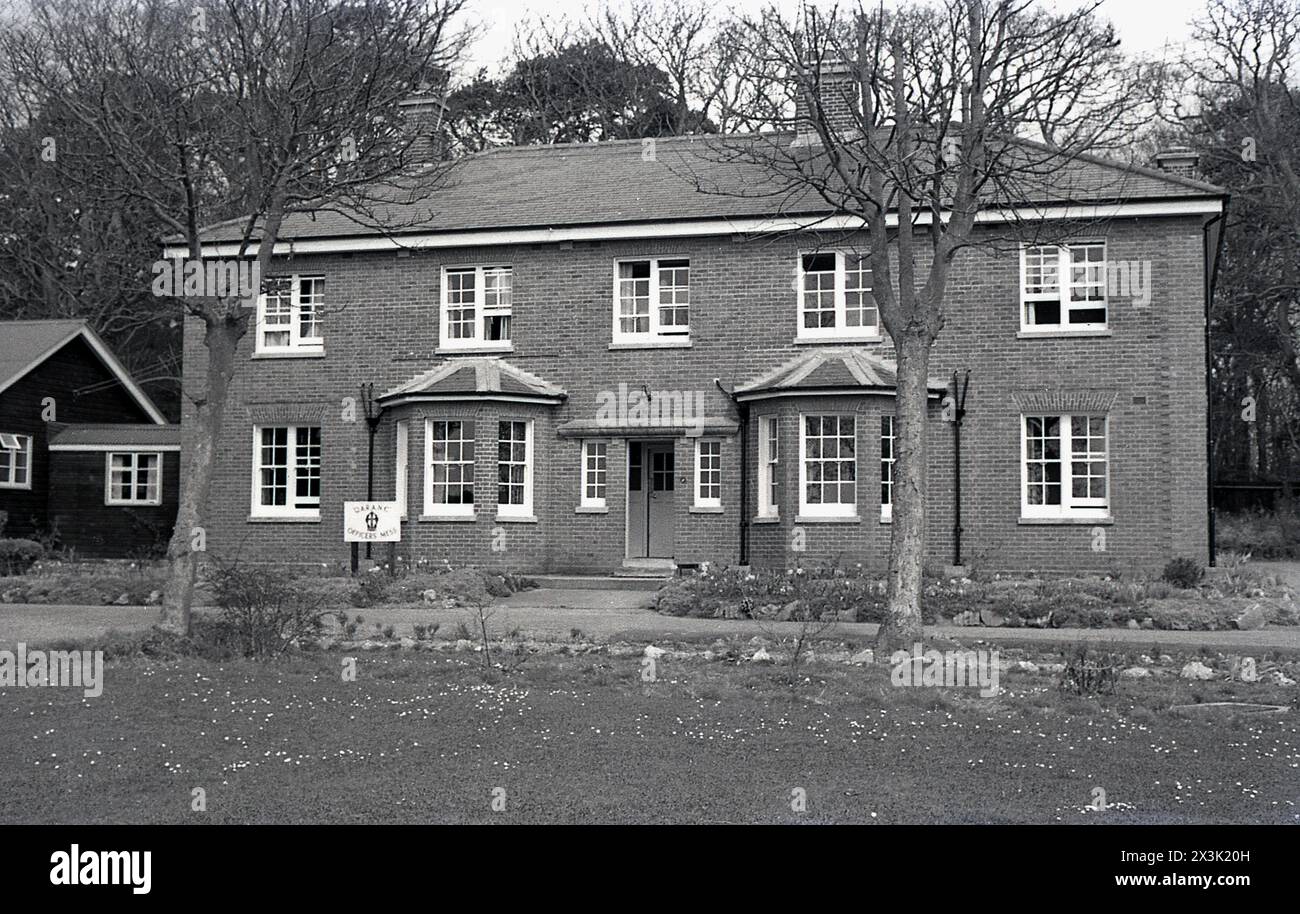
{"left": 612, "top": 257, "right": 691, "bottom": 342}
{"left": 798, "top": 414, "right": 858, "bottom": 518}
{"left": 757, "top": 417, "right": 779, "bottom": 518}
{"left": 496, "top": 419, "right": 534, "bottom": 518}
{"left": 1019, "top": 242, "right": 1108, "bottom": 332}
{"left": 104, "top": 451, "right": 163, "bottom": 506}
{"left": 0, "top": 433, "right": 33, "bottom": 490}
{"left": 395, "top": 420, "right": 409, "bottom": 520}
{"left": 440, "top": 265, "right": 513, "bottom": 350}
{"left": 255, "top": 275, "right": 325, "bottom": 354}
{"left": 796, "top": 251, "right": 880, "bottom": 340}
{"left": 250, "top": 425, "right": 321, "bottom": 519}
{"left": 1020, "top": 414, "right": 1110, "bottom": 519}
{"left": 424, "top": 419, "right": 476, "bottom": 517}
{"left": 580, "top": 440, "right": 608, "bottom": 508}
{"left": 694, "top": 438, "right": 722, "bottom": 509}
{"left": 880, "top": 415, "right": 896, "bottom": 522}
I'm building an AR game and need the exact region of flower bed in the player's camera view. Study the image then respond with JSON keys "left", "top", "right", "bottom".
{"left": 653, "top": 560, "right": 1299, "bottom": 631}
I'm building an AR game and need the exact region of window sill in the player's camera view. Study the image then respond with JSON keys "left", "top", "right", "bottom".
{"left": 793, "top": 334, "right": 883, "bottom": 346}
{"left": 418, "top": 512, "right": 476, "bottom": 522}
{"left": 495, "top": 514, "right": 538, "bottom": 523}
{"left": 251, "top": 350, "right": 326, "bottom": 359}
{"left": 575, "top": 505, "right": 609, "bottom": 514}
{"left": 107, "top": 501, "right": 163, "bottom": 508}
{"left": 1016, "top": 329, "right": 1111, "bottom": 339}
{"left": 436, "top": 344, "right": 514, "bottom": 355}
{"left": 795, "top": 514, "right": 860, "bottom": 524}
{"left": 751, "top": 515, "right": 780, "bottom": 525}
{"left": 1018, "top": 515, "right": 1113, "bottom": 525}
{"left": 609, "top": 338, "right": 692, "bottom": 350}
{"left": 248, "top": 513, "right": 320, "bottom": 523}
{"left": 0, "top": 483, "right": 33, "bottom": 491}
{"left": 689, "top": 505, "right": 723, "bottom": 514}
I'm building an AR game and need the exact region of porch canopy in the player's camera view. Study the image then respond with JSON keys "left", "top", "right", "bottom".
{"left": 377, "top": 357, "right": 566, "bottom": 407}
{"left": 733, "top": 348, "right": 949, "bottom": 402}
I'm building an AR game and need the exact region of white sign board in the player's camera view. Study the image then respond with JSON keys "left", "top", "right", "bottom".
{"left": 343, "top": 501, "right": 402, "bottom": 543}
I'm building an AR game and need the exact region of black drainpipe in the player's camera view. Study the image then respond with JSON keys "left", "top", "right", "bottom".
{"left": 715, "top": 378, "right": 749, "bottom": 565}
{"left": 950, "top": 370, "right": 971, "bottom": 566}
{"left": 360, "top": 383, "right": 385, "bottom": 567}
{"left": 1203, "top": 202, "right": 1229, "bottom": 567}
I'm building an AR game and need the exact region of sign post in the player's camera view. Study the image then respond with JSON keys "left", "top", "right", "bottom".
{"left": 344, "top": 501, "right": 401, "bottom": 575}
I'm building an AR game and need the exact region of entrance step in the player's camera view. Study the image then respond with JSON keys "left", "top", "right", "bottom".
{"left": 530, "top": 574, "right": 671, "bottom": 592}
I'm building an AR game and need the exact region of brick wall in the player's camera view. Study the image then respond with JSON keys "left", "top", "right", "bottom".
{"left": 183, "top": 215, "right": 1209, "bottom": 575}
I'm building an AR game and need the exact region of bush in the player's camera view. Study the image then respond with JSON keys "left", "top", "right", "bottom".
{"left": 1161, "top": 557, "right": 1205, "bottom": 589}
{"left": 1217, "top": 503, "right": 1300, "bottom": 559}
{"left": 204, "top": 559, "right": 329, "bottom": 657}
{"left": 349, "top": 573, "right": 390, "bottom": 608}
{"left": 0, "top": 538, "right": 44, "bottom": 575}
{"left": 1058, "top": 645, "right": 1120, "bottom": 696}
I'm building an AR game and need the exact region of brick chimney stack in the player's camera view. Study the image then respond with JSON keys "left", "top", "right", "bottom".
{"left": 793, "top": 58, "right": 859, "bottom": 145}
{"left": 398, "top": 84, "right": 449, "bottom": 165}
{"left": 1152, "top": 147, "right": 1199, "bottom": 180}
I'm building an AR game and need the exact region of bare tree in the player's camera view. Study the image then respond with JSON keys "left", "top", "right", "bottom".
{"left": 1, "top": 0, "right": 470, "bottom": 633}
{"left": 690, "top": 0, "right": 1145, "bottom": 649}
{"left": 1157, "top": 0, "right": 1300, "bottom": 492}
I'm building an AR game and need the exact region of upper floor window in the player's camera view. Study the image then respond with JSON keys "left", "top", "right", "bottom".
{"left": 614, "top": 258, "right": 690, "bottom": 341}
{"left": 798, "top": 252, "right": 878, "bottom": 340}
{"left": 441, "top": 266, "right": 513, "bottom": 350}
{"left": 1021, "top": 414, "right": 1109, "bottom": 519}
{"left": 106, "top": 452, "right": 162, "bottom": 506}
{"left": 252, "top": 425, "right": 321, "bottom": 519}
{"left": 0, "top": 433, "right": 32, "bottom": 490}
{"left": 257, "top": 275, "right": 324, "bottom": 354}
{"left": 799, "top": 414, "right": 857, "bottom": 517}
{"left": 1021, "top": 243, "right": 1107, "bottom": 331}
{"left": 426, "top": 419, "right": 475, "bottom": 516}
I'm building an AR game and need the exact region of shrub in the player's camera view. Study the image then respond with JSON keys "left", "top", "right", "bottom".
{"left": 349, "top": 573, "right": 390, "bottom": 608}
{"left": 0, "top": 538, "right": 44, "bottom": 575}
{"left": 1216, "top": 503, "right": 1300, "bottom": 559}
{"left": 1058, "top": 645, "right": 1121, "bottom": 696}
{"left": 1161, "top": 557, "right": 1204, "bottom": 589}
{"left": 204, "top": 559, "right": 329, "bottom": 658}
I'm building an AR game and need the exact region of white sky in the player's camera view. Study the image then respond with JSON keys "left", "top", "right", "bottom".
{"left": 461, "top": 0, "right": 1203, "bottom": 74}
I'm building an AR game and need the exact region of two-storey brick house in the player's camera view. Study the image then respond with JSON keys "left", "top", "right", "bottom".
{"left": 176, "top": 120, "right": 1226, "bottom": 576}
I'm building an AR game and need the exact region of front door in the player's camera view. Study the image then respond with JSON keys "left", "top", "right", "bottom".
{"left": 626, "top": 441, "right": 675, "bottom": 558}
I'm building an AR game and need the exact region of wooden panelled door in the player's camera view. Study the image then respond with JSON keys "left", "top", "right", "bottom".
{"left": 626, "top": 441, "right": 675, "bottom": 559}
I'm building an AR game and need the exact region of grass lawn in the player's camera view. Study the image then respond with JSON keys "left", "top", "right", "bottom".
{"left": 1, "top": 647, "right": 1297, "bottom": 824}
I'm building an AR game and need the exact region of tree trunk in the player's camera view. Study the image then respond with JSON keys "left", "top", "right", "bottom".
{"left": 876, "top": 330, "right": 933, "bottom": 651}
{"left": 157, "top": 315, "right": 242, "bottom": 635}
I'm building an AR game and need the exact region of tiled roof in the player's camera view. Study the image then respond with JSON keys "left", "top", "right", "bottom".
{"left": 379, "top": 357, "right": 566, "bottom": 402}
{"left": 735, "top": 348, "right": 948, "bottom": 399}
{"left": 0, "top": 320, "right": 167, "bottom": 424}
{"left": 187, "top": 132, "right": 1225, "bottom": 245}
{"left": 46, "top": 423, "right": 181, "bottom": 448}
{"left": 0, "top": 320, "right": 88, "bottom": 391}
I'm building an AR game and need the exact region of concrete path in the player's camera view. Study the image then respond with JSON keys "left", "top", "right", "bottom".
{"left": 5, "top": 585, "right": 1300, "bottom": 654}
